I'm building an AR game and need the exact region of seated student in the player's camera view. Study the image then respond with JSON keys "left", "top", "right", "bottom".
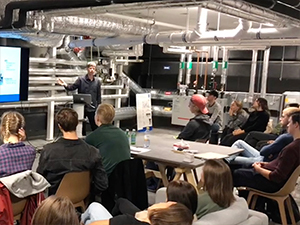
{"left": 244, "top": 106, "right": 300, "bottom": 148}
{"left": 233, "top": 111, "right": 300, "bottom": 193}
{"left": 196, "top": 159, "right": 236, "bottom": 219}
{"left": 32, "top": 196, "right": 80, "bottom": 225}
{"left": 84, "top": 202, "right": 192, "bottom": 225}
{"left": 0, "top": 111, "right": 36, "bottom": 177}
{"left": 227, "top": 107, "right": 300, "bottom": 165}
{"left": 220, "top": 98, "right": 270, "bottom": 146}
{"left": 81, "top": 180, "right": 197, "bottom": 225}
{"left": 206, "top": 90, "right": 223, "bottom": 144}
{"left": 178, "top": 94, "right": 212, "bottom": 141}
{"left": 85, "top": 103, "right": 130, "bottom": 176}
{"left": 221, "top": 100, "right": 248, "bottom": 141}
{"left": 37, "top": 108, "right": 108, "bottom": 196}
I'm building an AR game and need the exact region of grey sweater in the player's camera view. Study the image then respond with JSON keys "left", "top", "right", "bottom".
{"left": 227, "top": 109, "right": 249, "bottom": 130}
{"left": 207, "top": 101, "right": 223, "bottom": 127}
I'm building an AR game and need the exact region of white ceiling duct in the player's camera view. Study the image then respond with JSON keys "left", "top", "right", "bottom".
{"left": 41, "top": 0, "right": 300, "bottom": 28}
{"left": 30, "top": 13, "right": 156, "bottom": 37}
{"left": 0, "top": 30, "right": 64, "bottom": 47}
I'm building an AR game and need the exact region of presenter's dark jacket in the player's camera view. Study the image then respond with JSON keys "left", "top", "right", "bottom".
{"left": 64, "top": 74, "right": 101, "bottom": 112}
{"left": 37, "top": 138, "right": 108, "bottom": 195}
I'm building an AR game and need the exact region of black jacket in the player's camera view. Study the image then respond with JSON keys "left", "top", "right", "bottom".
{"left": 102, "top": 158, "right": 148, "bottom": 212}
{"left": 178, "top": 114, "right": 212, "bottom": 141}
{"left": 241, "top": 110, "right": 270, "bottom": 133}
{"left": 65, "top": 74, "right": 101, "bottom": 112}
{"left": 37, "top": 138, "right": 108, "bottom": 195}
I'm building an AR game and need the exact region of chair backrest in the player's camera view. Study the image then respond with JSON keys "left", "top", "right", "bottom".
{"left": 276, "top": 165, "right": 300, "bottom": 196}
{"left": 102, "top": 158, "right": 148, "bottom": 212}
{"left": 10, "top": 193, "right": 27, "bottom": 217}
{"left": 55, "top": 171, "right": 90, "bottom": 204}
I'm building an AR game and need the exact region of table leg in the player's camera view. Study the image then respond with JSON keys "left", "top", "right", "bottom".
{"left": 185, "top": 169, "right": 198, "bottom": 191}
{"left": 157, "top": 163, "right": 169, "bottom": 187}
{"left": 173, "top": 170, "right": 183, "bottom": 181}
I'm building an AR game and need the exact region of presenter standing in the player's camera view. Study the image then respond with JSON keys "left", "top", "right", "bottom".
{"left": 57, "top": 62, "right": 101, "bottom": 133}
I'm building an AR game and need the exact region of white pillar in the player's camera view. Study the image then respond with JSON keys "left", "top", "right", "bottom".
{"left": 261, "top": 48, "right": 271, "bottom": 98}
{"left": 46, "top": 48, "right": 56, "bottom": 141}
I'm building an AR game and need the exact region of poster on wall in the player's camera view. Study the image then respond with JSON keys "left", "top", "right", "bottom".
{"left": 171, "top": 96, "right": 193, "bottom": 126}
{"left": 136, "top": 93, "right": 152, "bottom": 130}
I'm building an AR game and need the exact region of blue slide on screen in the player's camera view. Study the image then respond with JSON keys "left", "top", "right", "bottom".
{"left": 0, "top": 47, "right": 21, "bottom": 103}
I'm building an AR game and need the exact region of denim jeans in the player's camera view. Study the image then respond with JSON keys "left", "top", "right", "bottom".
{"left": 226, "top": 140, "right": 263, "bottom": 165}
{"left": 81, "top": 202, "right": 112, "bottom": 225}
{"left": 209, "top": 123, "right": 220, "bottom": 144}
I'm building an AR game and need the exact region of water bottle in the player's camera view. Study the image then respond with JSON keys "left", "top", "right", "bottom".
{"left": 125, "top": 129, "right": 131, "bottom": 145}
{"left": 131, "top": 129, "right": 136, "bottom": 145}
{"left": 143, "top": 127, "right": 150, "bottom": 148}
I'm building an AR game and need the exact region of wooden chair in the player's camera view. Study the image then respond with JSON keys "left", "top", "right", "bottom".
{"left": 241, "top": 165, "right": 300, "bottom": 225}
{"left": 10, "top": 193, "right": 27, "bottom": 221}
{"left": 55, "top": 171, "right": 90, "bottom": 212}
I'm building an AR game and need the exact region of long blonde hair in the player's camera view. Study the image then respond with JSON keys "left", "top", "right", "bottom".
{"left": 0, "top": 111, "right": 25, "bottom": 141}
{"left": 202, "top": 159, "right": 235, "bottom": 208}
{"left": 31, "top": 196, "right": 79, "bottom": 225}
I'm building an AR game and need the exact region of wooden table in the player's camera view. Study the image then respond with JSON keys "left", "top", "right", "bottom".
{"left": 131, "top": 135, "right": 242, "bottom": 190}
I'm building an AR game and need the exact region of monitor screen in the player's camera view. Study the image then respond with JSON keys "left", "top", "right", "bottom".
{"left": 0, "top": 46, "right": 29, "bottom": 103}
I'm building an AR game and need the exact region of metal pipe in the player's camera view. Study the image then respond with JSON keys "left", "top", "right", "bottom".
{"left": 114, "top": 62, "right": 123, "bottom": 127}
{"left": 69, "top": 36, "right": 144, "bottom": 48}
{"left": 30, "top": 57, "right": 87, "bottom": 66}
{"left": 0, "top": 102, "right": 67, "bottom": 109}
{"left": 197, "top": 7, "right": 207, "bottom": 34}
{"left": 221, "top": 48, "right": 229, "bottom": 91}
{"left": 102, "top": 94, "right": 128, "bottom": 100}
{"left": 178, "top": 54, "right": 185, "bottom": 84}
{"left": 26, "top": 94, "right": 128, "bottom": 103}
{"left": 29, "top": 85, "right": 124, "bottom": 91}
{"left": 103, "top": 12, "right": 186, "bottom": 30}
{"left": 29, "top": 68, "right": 85, "bottom": 76}
{"left": 102, "top": 44, "right": 143, "bottom": 57}
{"left": 169, "top": 38, "right": 300, "bottom": 47}
{"left": 249, "top": 50, "right": 258, "bottom": 102}
{"left": 212, "top": 46, "right": 219, "bottom": 75}
{"left": 185, "top": 53, "right": 192, "bottom": 85}
{"left": 261, "top": 48, "right": 271, "bottom": 98}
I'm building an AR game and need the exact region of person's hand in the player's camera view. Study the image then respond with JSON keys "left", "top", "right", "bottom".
{"left": 18, "top": 128, "right": 26, "bottom": 141}
{"left": 148, "top": 202, "right": 176, "bottom": 211}
{"left": 229, "top": 108, "right": 233, "bottom": 116}
{"left": 57, "top": 78, "right": 67, "bottom": 86}
{"left": 267, "top": 140, "right": 275, "bottom": 144}
{"left": 252, "top": 162, "right": 263, "bottom": 172}
{"left": 232, "top": 129, "right": 244, "bottom": 136}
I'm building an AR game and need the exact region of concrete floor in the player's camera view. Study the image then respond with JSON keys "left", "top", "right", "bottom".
{"left": 26, "top": 128, "right": 300, "bottom": 225}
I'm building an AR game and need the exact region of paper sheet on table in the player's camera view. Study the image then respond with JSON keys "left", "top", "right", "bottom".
{"left": 130, "top": 146, "right": 151, "bottom": 154}
{"left": 194, "top": 152, "right": 228, "bottom": 159}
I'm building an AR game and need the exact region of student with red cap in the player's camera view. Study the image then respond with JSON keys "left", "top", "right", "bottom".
{"left": 178, "top": 94, "right": 212, "bottom": 141}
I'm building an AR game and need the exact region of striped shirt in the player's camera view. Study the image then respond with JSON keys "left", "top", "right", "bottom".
{"left": 0, "top": 142, "right": 36, "bottom": 177}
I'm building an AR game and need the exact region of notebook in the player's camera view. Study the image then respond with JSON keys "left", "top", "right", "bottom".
{"left": 194, "top": 152, "right": 228, "bottom": 159}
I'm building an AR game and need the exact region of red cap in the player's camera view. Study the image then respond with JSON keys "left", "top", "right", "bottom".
{"left": 191, "top": 94, "right": 208, "bottom": 114}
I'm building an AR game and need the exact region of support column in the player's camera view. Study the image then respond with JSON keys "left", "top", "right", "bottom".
{"left": 115, "top": 59, "right": 122, "bottom": 127}
{"left": 178, "top": 54, "right": 185, "bottom": 84}
{"left": 248, "top": 50, "right": 258, "bottom": 102}
{"left": 185, "top": 53, "right": 192, "bottom": 86}
{"left": 46, "top": 48, "right": 56, "bottom": 141}
{"left": 221, "top": 48, "right": 229, "bottom": 91}
{"left": 260, "top": 48, "right": 271, "bottom": 98}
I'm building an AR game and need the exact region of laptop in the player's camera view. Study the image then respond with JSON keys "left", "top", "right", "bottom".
{"left": 73, "top": 94, "right": 92, "bottom": 105}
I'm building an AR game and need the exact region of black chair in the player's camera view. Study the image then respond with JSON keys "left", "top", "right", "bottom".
{"left": 102, "top": 158, "right": 148, "bottom": 212}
